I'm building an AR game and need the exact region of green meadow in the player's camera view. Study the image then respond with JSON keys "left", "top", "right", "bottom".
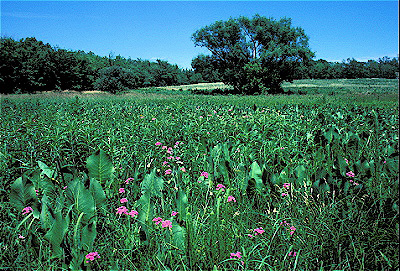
{"left": 1, "top": 79, "right": 398, "bottom": 270}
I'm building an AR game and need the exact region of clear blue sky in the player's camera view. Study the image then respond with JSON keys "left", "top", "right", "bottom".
{"left": 1, "top": 1, "right": 398, "bottom": 69}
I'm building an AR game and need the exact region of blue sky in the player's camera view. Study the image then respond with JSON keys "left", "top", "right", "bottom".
{"left": 1, "top": 1, "right": 398, "bottom": 69}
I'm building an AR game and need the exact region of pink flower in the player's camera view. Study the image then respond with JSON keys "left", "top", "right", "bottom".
{"left": 85, "top": 252, "right": 100, "bottom": 263}
{"left": 230, "top": 251, "right": 242, "bottom": 259}
{"left": 180, "top": 167, "right": 186, "bottom": 172}
{"left": 161, "top": 220, "right": 172, "bottom": 229}
{"left": 155, "top": 142, "right": 162, "bottom": 146}
{"left": 346, "top": 171, "right": 355, "bottom": 177}
{"left": 162, "top": 146, "right": 167, "bottom": 149}
{"left": 120, "top": 198, "right": 128, "bottom": 203}
{"left": 171, "top": 211, "right": 178, "bottom": 216}
{"left": 63, "top": 186, "right": 68, "bottom": 190}
{"left": 227, "top": 196, "right": 236, "bottom": 202}
{"left": 175, "top": 156, "right": 181, "bottom": 160}
{"left": 165, "top": 169, "right": 172, "bottom": 175}
{"left": 119, "top": 188, "right": 125, "bottom": 193}
{"left": 247, "top": 234, "right": 253, "bottom": 238}
{"left": 280, "top": 147, "right": 285, "bottom": 150}
{"left": 281, "top": 193, "right": 288, "bottom": 197}
{"left": 163, "top": 161, "right": 169, "bottom": 166}
{"left": 288, "top": 251, "right": 297, "bottom": 257}
{"left": 116, "top": 206, "right": 128, "bottom": 215}
{"left": 167, "top": 156, "right": 174, "bottom": 160}
{"left": 345, "top": 158, "right": 349, "bottom": 164}
{"left": 283, "top": 183, "right": 291, "bottom": 189}
{"left": 125, "top": 177, "right": 134, "bottom": 184}
{"left": 167, "top": 147, "right": 173, "bottom": 154}
{"left": 22, "top": 206, "right": 33, "bottom": 215}
{"left": 152, "top": 118, "right": 156, "bottom": 121}
{"left": 18, "top": 234, "right": 25, "bottom": 239}
{"left": 35, "top": 189, "right": 39, "bottom": 196}
{"left": 200, "top": 171, "right": 209, "bottom": 178}
{"left": 153, "top": 217, "right": 163, "bottom": 225}
{"left": 128, "top": 210, "right": 139, "bottom": 217}
{"left": 254, "top": 227, "right": 264, "bottom": 235}
{"left": 216, "top": 184, "right": 226, "bottom": 191}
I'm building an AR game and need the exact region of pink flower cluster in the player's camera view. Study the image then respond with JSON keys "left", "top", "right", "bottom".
{"left": 247, "top": 227, "right": 265, "bottom": 238}
{"left": 230, "top": 251, "right": 244, "bottom": 265}
{"left": 227, "top": 196, "right": 236, "bottom": 202}
{"left": 216, "top": 184, "right": 226, "bottom": 191}
{"left": 280, "top": 221, "right": 296, "bottom": 235}
{"left": 288, "top": 251, "right": 297, "bottom": 257}
{"left": 116, "top": 206, "right": 139, "bottom": 218}
{"left": 346, "top": 171, "right": 355, "bottom": 177}
{"left": 200, "top": 171, "right": 209, "bottom": 178}
{"left": 22, "top": 206, "right": 33, "bottom": 215}
{"left": 85, "top": 252, "right": 100, "bottom": 263}
{"left": 153, "top": 216, "right": 173, "bottom": 229}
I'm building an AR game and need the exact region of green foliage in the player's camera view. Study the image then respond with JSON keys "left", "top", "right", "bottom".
{"left": 192, "top": 14, "right": 315, "bottom": 94}
{"left": 1, "top": 92, "right": 399, "bottom": 270}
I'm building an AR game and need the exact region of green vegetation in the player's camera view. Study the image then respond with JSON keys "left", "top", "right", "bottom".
{"left": 192, "top": 14, "right": 315, "bottom": 94}
{"left": 1, "top": 81, "right": 398, "bottom": 270}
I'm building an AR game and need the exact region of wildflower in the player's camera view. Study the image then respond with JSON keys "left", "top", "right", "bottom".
{"left": 288, "top": 251, "right": 297, "bottom": 257}
{"left": 35, "top": 190, "right": 39, "bottom": 196}
{"left": 281, "top": 193, "right": 288, "bottom": 197}
{"left": 18, "top": 234, "right": 25, "bottom": 239}
{"left": 85, "top": 252, "right": 100, "bottom": 263}
{"left": 167, "top": 147, "right": 173, "bottom": 154}
{"left": 346, "top": 171, "right": 355, "bottom": 177}
{"left": 230, "top": 251, "right": 242, "bottom": 259}
{"left": 280, "top": 147, "right": 285, "bottom": 150}
{"left": 254, "top": 227, "right": 265, "bottom": 235}
{"left": 22, "top": 206, "right": 33, "bottom": 215}
{"left": 289, "top": 226, "right": 296, "bottom": 235}
{"left": 165, "top": 169, "right": 172, "bottom": 175}
{"left": 116, "top": 206, "right": 128, "bottom": 215}
{"left": 153, "top": 217, "right": 163, "bottom": 225}
{"left": 161, "top": 220, "right": 172, "bottom": 229}
{"left": 167, "top": 156, "right": 174, "bottom": 160}
{"left": 120, "top": 198, "right": 128, "bottom": 203}
{"left": 345, "top": 158, "right": 349, "bottom": 164}
{"left": 171, "top": 211, "right": 178, "bottom": 216}
{"left": 119, "top": 188, "right": 125, "bottom": 193}
{"left": 128, "top": 210, "right": 139, "bottom": 217}
{"left": 155, "top": 142, "right": 162, "bottom": 146}
{"left": 180, "top": 167, "right": 186, "bottom": 172}
{"left": 175, "top": 156, "right": 181, "bottom": 160}
{"left": 162, "top": 146, "right": 167, "bottom": 149}
{"left": 200, "top": 171, "right": 209, "bottom": 178}
{"left": 227, "top": 196, "right": 236, "bottom": 202}
{"left": 63, "top": 186, "right": 68, "bottom": 190}
{"left": 283, "top": 183, "right": 291, "bottom": 189}
{"left": 125, "top": 177, "right": 134, "bottom": 184}
{"left": 216, "top": 184, "right": 226, "bottom": 191}
{"left": 247, "top": 234, "right": 253, "bottom": 238}
{"left": 152, "top": 118, "right": 156, "bottom": 121}
{"left": 163, "top": 161, "right": 169, "bottom": 166}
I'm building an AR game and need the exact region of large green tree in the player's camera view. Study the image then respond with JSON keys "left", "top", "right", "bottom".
{"left": 192, "top": 14, "right": 315, "bottom": 94}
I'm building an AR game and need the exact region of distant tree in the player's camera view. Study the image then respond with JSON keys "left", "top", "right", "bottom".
{"left": 191, "top": 54, "right": 221, "bottom": 82}
{"left": 192, "top": 14, "right": 314, "bottom": 94}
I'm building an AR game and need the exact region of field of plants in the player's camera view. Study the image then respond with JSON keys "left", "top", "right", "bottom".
{"left": 1, "top": 79, "right": 399, "bottom": 270}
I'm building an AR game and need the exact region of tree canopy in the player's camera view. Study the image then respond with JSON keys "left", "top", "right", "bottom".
{"left": 192, "top": 14, "right": 315, "bottom": 94}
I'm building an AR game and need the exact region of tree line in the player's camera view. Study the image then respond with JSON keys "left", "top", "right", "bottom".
{"left": 0, "top": 37, "right": 201, "bottom": 94}
{"left": 1, "top": 15, "right": 398, "bottom": 94}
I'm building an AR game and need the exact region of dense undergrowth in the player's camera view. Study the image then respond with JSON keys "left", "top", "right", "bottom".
{"left": 0, "top": 92, "right": 398, "bottom": 270}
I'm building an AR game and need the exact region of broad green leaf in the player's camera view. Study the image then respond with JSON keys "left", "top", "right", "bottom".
{"left": 249, "top": 161, "right": 263, "bottom": 190}
{"left": 40, "top": 194, "right": 52, "bottom": 230}
{"left": 10, "top": 176, "right": 39, "bottom": 215}
{"left": 176, "top": 189, "right": 188, "bottom": 221}
{"left": 294, "top": 165, "right": 309, "bottom": 186}
{"left": 66, "top": 179, "right": 95, "bottom": 221}
{"left": 171, "top": 222, "right": 186, "bottom": 253}
{"left": 89, "top": 178, "right": 106, "bottom": 208}
{"left": 141, "top": 168, "right": 163, "bottom": 198}
{"left": 86, "top": 150, "right": 114, "bottom": 183}
{"left": 44, "top": 211, "right": 69, "bottom": 258}
{"left": 81, "top": 221, "right": 97, "bottom": 251}
{"left": 136, "top": 193, "right": 153, "bottom": 224}
{"left": 38, "top": 161, "right": 57, "bottom": 179}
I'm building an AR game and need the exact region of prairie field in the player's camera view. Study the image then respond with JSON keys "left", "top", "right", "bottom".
{"left": 0, "top": 79, "right": 399, "bottom": 270}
